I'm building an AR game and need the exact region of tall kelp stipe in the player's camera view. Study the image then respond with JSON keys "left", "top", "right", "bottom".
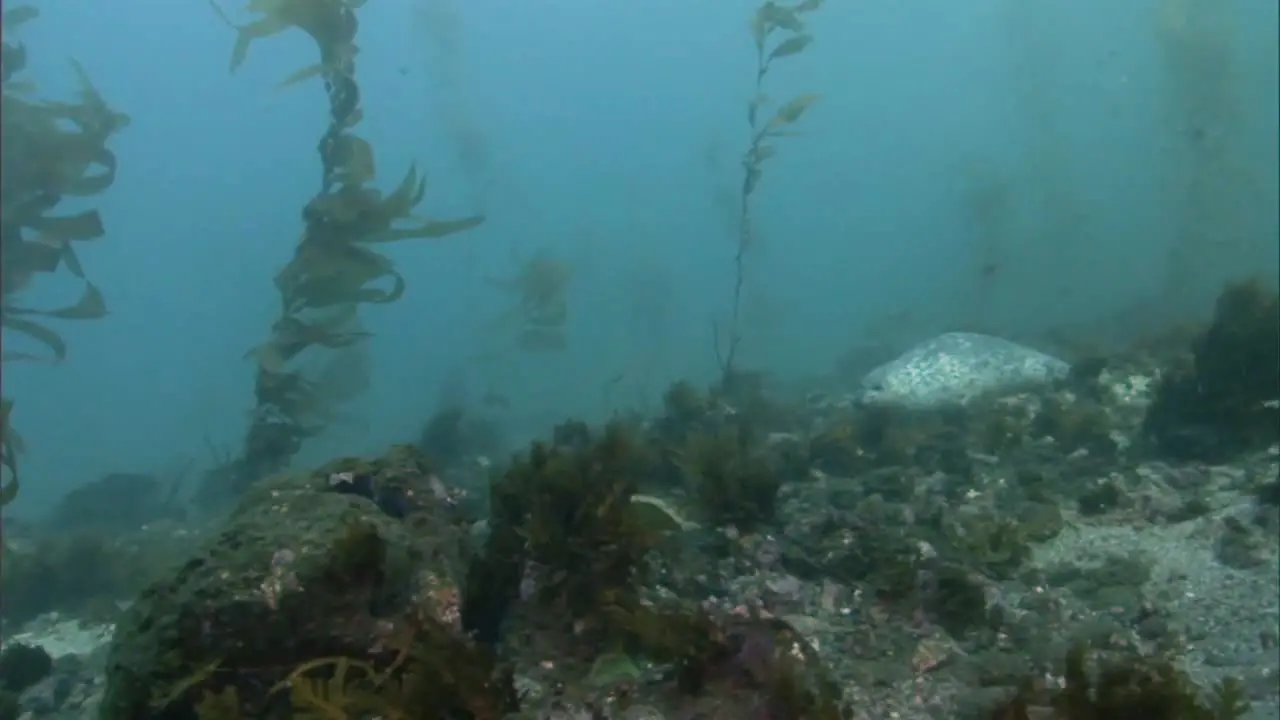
{"left": 207, "top": 0, "right": 485, "bottom": 498}
{"left": 716, "top": 0, "right": 823, "bottom": 386}
{"left": 0, "top": 4, "right": 128, "bottom": 507}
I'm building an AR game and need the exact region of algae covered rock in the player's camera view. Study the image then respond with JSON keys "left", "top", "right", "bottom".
{"left": 859, "top": 332, "right": 1070, "bottom": 409}
{"left": 98, "top": 446, "right": 489, "bottom": 720}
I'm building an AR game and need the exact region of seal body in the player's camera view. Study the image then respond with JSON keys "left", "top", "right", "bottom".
{"left": 858, "top": 332, "right": 1069, "bottom": 409}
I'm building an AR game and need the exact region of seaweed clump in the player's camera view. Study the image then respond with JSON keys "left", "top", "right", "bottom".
{"left": 990, "top": 644, "right": 1250, "bottom": 720}
{"left": 1, "top": 4, "right": 127, "bottom": 506}
{"left": 462, "top": 419, "right": 844, "bottom": 717}
{"left": 208, "top": 0, "right": 484, "bottom": 497}
{"left": 191, "top": 634, "right": 518, "bottom": 720}
{"left": 461, "top": 421, "right": 665, "bottom": 645}
{"left": 1143, "top": 278, "right": 1280, "bottom": 461}
{"left": 614, "top": 607, "right": 845, "bottom": 720}
{"left": 676, "top": 420, "right": 785, "bottom": 532}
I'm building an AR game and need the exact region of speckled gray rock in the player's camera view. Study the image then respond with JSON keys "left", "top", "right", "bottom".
{"left": 858, "top": 332, "right": 1069, "bottom": 408}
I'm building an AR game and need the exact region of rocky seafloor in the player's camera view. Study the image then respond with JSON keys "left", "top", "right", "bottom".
{"left": 2, "top": 283, "right": 1277, "bottom": 720}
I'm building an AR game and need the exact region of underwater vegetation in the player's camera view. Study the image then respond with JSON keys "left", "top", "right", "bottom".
{"left": 462, "top": 420, "right": 666, "bottom": 644}
{"left": 674, "top": 416, "right": 786, "bottom": 533}
{"left": 95, "top": 351, "right": 1273, "bottom": 719}
{"left": 1143, "top": 279, "right": 1280, "bottom": 462}
{"left": 204, "top": 0, "right": 485, "bottom": 498}
{"left": 988, "top": 644, "right": 1250, "bottom": 719}
{"left": 718, "top": 0, "right": 824, "bottom": 382}
{"left": 650, "top": 376, "right": 798, "bottom": 531}
{"left": 0, "top": 4, "right": 126, "bottom": 506}
{"left": 1, "top": 1, "right": 1268, "bottom": 717}
{"left": 487, "top": 249, "right": 573, "bottom": 353}
{"left": 453, "top": 420, "right": 843, "bottom": 718}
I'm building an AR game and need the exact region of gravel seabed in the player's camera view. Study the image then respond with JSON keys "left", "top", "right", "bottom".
{"left": 1033, "top": 508, "right": 1280, "bottom": 720}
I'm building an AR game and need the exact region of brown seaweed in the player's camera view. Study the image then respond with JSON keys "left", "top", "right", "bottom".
{"left": 1, "top": 5, "right": 126, "bottom": 506}
{"left": 210, "top": 0, "right": 485, "bottom": 491}
{"left": 1, "top": 7, "right": 123, "bottom": 364}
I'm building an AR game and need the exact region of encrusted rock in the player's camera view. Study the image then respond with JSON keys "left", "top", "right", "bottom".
{"left": 859, "top": 332, "right": 1070, "bottom": 409}
{"left": 99, "top": 447, "right": 475, "bottom": 720}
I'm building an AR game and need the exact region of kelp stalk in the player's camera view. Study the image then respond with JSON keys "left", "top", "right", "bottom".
{"left": 718, "top": 0, "right": 823, "bottom": 382}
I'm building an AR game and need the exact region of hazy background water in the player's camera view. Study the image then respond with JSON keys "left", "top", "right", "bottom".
{"left": 4, "top": 0, "right": 1277, "bottom": 512}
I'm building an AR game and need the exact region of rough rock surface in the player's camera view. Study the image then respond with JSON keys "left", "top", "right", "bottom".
{"left": 99, "top": 447, "right": 473, "bottom": 720}
{"left": 771, "top": 360, "right": 1279, "bottom": 719}
{"left": 859, "top": 332, "right": 1070, "bottom": 408}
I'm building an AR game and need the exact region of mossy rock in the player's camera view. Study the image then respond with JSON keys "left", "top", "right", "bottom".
{"left": 99, "top": 450, "right": 473, "bottom": 720}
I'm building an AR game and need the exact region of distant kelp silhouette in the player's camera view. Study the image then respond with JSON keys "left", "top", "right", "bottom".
{"left": 205, "top": 0, "right": 484, "bottom": 499}
{"left": 487, "top": 250, "right": 572, "bottom": 352}
{"left": 1, "top": 4, "right": 128, "bottom": 505}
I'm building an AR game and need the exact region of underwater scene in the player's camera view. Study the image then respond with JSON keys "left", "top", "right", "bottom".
{"left": 0, "top": 0, "right": 1277, "bottom": 717}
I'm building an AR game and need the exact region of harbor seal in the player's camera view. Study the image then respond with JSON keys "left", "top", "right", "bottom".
{"left": 858, "top": 332, "right": 1070, "bottom": 409}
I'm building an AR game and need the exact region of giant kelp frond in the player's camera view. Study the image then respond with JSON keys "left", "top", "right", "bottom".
{"left": 211, "top": 0, "right": 485, "bottom": 494}
{"left": 1, "top": 6, "right": 124, "bottom": 364}
{"left": 0, "top": 4, "right": 125, "bottom": 507}
{"left": 210, "top": 0, "right": 366, "bottom": 81}
{"left": 272, "top": 164, "right": 483, "bottom": 318}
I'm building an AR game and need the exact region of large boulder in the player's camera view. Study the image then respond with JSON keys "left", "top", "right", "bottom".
{"left": 99, "top": 445, "right": 487, "bottom": 719}
{"left": 858, "top": 332, "right": 1070, "bottom": 409}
